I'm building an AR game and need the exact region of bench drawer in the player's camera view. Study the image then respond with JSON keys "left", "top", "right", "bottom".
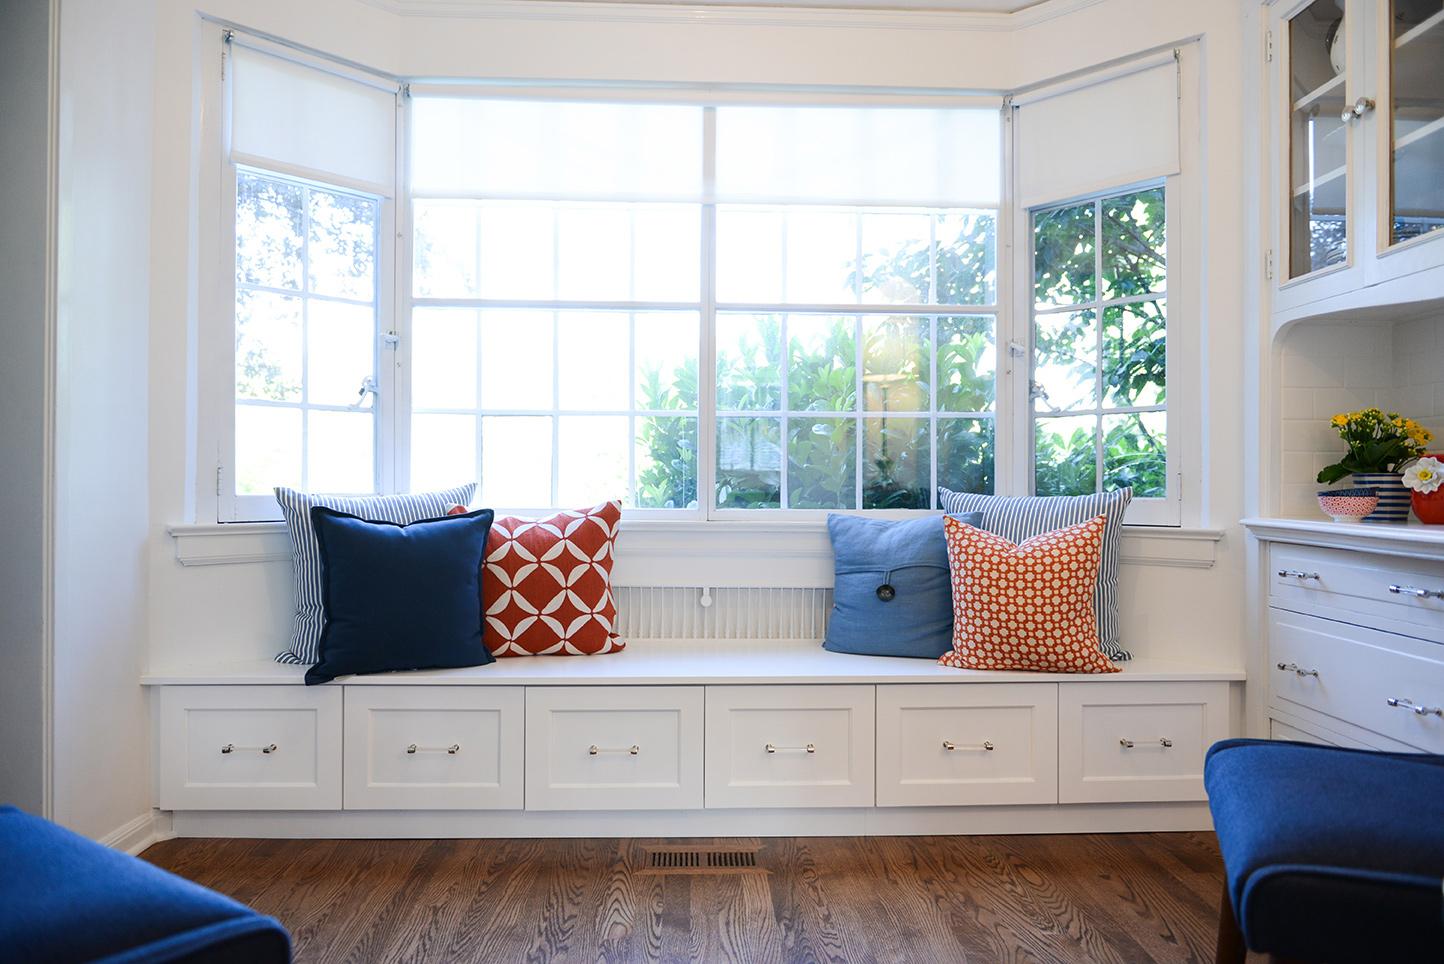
{"left": 343, "top": 687, "right": 524, "bottom": 810}
{"left": 1270, "top": 543, "right": 1444, "bottom": 639}
{"left": 704, "top": 685, "right": 874, "bottom": 809}
{"left": 158, "top": 686, "right": 342, "bottom": 810}
{"left": 525, "top": 686, "right": 703, "bottom": 811}
{"left": 1269, "top": 609, "right": 1444, "bottom": 752}
{"left": 876, "top": 683, "right": 1057, "bottom": 807}
{"left": 1058, "top": 682, "right": 1229, "bottom": 803}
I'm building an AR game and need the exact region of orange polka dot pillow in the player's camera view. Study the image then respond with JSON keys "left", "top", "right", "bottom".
{"left": 483, "top": 501, "right": 624, "bottom": 656}
{"left": 940, "top": 514, "right": 1119, "bottom": 674}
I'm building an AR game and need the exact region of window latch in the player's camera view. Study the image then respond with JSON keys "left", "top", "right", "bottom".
{"left": 352, "top": 375, "right": 378, "bottom": 410}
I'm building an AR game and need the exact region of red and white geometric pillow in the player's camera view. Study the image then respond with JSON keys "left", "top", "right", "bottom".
{"left": 481, "top": 501, "right": 624, "bottom": 657}
{"left": 939, "top": 514, "right": 1119, "bottom": 674}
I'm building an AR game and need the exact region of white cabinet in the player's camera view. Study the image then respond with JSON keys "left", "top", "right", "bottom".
{"left": 158, "top": 685, "right": 342, "bottom": 810}
{"left": 876, "top": 683, "right": 1058, "bottom": 807}
{"left": 524, "top": 686, "right": 704, "bottom": 811}
{"left": 342, "top": 687, "right": 524, "bottom": 810}
{"left": 704, "top": 685, "right": 874, "bottom": 809}
{"left": 1057, "top": 681, "right": 1229, "bottom": 803}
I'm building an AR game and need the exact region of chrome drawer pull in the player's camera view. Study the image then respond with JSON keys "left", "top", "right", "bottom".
{"left": 406, "top": 743, "right": 460, "bottom": 755}
{"left": 765, "top": 743, "right": 816, "bottom": 754}
{"left": 942, "top": 740, "right": 995, "bottom": 751}
{"left": 1386, "top": 698, "right": 1444, "bottom": 718}
{"left": 589, "top": 744, "right": 640, "bottom": 756}
{"left": 1119, "top": 738, "right": 1173, "bottom": 749}
{"left": 220, "top": 743, "right": 276, "bottom": 755}
{"left": 1276, "top": 662, "right": 1320, "bottom": 678}
{"left": 1277, "top": 569, "right": 1320, "bottom": 580}
{"left": 1388, "top": 584, "right": 1444, "bottom": 600}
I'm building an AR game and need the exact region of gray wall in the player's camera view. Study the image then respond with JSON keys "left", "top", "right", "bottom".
{"left": 0, "top": 0, "right": 53, "bottom": 816}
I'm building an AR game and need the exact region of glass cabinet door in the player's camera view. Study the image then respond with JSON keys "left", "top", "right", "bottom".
{"left": 1287, "top": 0, "right": 1351, "bottom": 278}
{"left": 1388, "top": 0, "right": 1444, "bottom": 246}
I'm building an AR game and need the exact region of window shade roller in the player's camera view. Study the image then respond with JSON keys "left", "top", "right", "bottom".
{"left": 1014, "top": 59, "right": 1179, "bottom": 210}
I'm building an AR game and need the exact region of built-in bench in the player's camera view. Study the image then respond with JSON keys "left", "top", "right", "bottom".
{"left": 143, "top": 641, "right": 1244, "bottom": 839}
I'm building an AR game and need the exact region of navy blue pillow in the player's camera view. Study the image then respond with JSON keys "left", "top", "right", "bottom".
{"left": 822, "top": 512, "right": 984, "bottom": 659}
{"left": 305, "top": 507, "right": 496, "bottom": 685}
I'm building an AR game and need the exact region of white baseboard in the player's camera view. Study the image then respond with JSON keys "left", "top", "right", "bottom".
{"left": 99, "top": 809, "right": 175, "bottom": 855}
{"left": 170, "top": 802, "right": 1213, "bottom": 840}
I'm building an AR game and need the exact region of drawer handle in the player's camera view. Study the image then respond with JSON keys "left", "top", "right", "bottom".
{"left": 1119, "top": 738, "right": 1173, "bottom": 749}
{"left": 589, "top": 744, "right": 640, "bottom": 756}
{"left": 1386, "top": 697, "right": 1444, "bottom": 718}
{"left": 220, "top": 743, "right": 277, "bottom": 755}
{"left": 1277, "top": 569, "right": 1320, "bottom": 580}
{"left": 406, "top": 743, "right": 460, "bottom": 755}
{"left": 1276, "top": 662, "right": 1320, "bottom": 678}
{"left": 1388, "top": 584, "right": 1444, "bottom": 600}
{"left": 942, "top": 740, "right": 995, "bottom": 752}
{"left": 765, "top": 743, "right": 816, "bottom": 754}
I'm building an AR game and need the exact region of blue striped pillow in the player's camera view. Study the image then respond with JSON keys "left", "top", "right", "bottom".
{"left": 274, "top": 483, "right": 477, "bottom": 664}
{"left": 936, "top": 487, "right": 1132, "bottom": 660}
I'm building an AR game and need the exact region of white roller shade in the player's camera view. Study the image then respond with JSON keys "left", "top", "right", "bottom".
{"left": 1015, "top": 59, "right": 1179, "bottom": 209}
{"left": 229, "top": 43, "right": 397, "bottom": 193}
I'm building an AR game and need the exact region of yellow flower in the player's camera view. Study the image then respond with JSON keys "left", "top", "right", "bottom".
{"left": 1330, "top": 414, "right": 1348, "bottom": 427}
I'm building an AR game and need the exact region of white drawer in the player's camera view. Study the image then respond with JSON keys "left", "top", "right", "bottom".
{"left": 1269, "top": 608, "right": 1444, "bottom": 752}
{"left": 1058, "top": 682, "right": 1229, "bottom": 803}
{"left": 158, "top": 686, "right": 342, "bottom": 811}
{"left": 876, "top": 684, "right": 1057, "bottom": 807}
{"left": 1270, "top": 543, "right": 1444, "bottom": 640}
{"left": 704, "top": 685, "right": 874, "bottom": 809}
{"left": 1269, "top": 718, "right": 1344, "bottom": 746}
{"left": 525, "top": 686, "right": 703, "bottom": 811}
{"left": 343, "top": 687, "right": 523, "bottom": 810}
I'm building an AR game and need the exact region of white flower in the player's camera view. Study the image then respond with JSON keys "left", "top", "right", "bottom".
{"left": 1402, "top": 457, "right": 1444, "bottom": 494}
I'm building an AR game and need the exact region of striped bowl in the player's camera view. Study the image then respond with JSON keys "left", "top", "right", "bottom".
{"left": 1350, "top": 472, "right": 1411, "bottom": 524}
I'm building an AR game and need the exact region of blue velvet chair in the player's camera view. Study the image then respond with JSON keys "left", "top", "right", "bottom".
{"left": 1205, "top": 739, "right": 1444, "bottom": 963}
{"left": 0, "top": 806, "right": 290, "bottom": 963}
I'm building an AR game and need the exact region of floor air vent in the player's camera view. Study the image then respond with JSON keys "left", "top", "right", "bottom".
{"left": 640, "top": 846, "right": 764, "bottom": 875}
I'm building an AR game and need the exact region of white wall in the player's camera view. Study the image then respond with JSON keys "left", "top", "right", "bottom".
{"left": 51, "top": 0, "right": 156, "bottom": 840}
{"left": 0, "top": 0, "right": 54, "bottom": 816}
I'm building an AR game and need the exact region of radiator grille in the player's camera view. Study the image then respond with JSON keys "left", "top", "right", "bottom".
{"left": 613, "top": 586, "right": 832, "bottom": 639}
{"left": 640, "top": 847, "right": 763, "bottom": 875}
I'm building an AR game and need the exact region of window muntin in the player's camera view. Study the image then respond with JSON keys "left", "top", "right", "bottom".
{"left": 1030, "top": 186, "right": 1168, "bottom": 501}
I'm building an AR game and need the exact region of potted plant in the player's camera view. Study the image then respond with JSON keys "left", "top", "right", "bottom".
{"left": 1403, "top": 455, "right": 1444, "bottom": 525}
{"left": 1316, "top": 408, "right": 1432, "bottom": 523}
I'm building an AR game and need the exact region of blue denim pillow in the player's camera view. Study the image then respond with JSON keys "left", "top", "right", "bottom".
{"left": 306, "top": 507, "right": 496, "bottom": 685}
{"left": 822, "top": 512, "right": 983, "bottom": 659}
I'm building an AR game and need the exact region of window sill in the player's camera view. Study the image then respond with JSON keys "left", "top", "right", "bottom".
{"left": 168, "top": 519, "right": 1224, "bottom": 582}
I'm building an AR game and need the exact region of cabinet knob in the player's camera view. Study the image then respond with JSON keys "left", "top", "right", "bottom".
{"left": 765, "top": 743, "right": 816, "bottom": 754}
{"left": 1277, "top": 569, "right": 1319, "bottom": 580}
{"left": 406, "top": 743, "right": 460, "bottom": 755}
{"left": 1388, "top": 584, "right": 1444, "bottom": 600}
{"left": 589, "top": 744, "right": 640, "bottom": 755}
{"left": 1386, "top": 697, "right": 1443, "bottom": 718}
{"left": 942, "top": 740, "right": 995, "bottom": 752}
{"left": 1276, "top": 661, "right": 1320, "bottom": 678}
{"left": 1119, "top": 738, "right": 1173, "bottom": 749}
{"left": 1340, "top": 96, "right": 1376, "bottom": 123}
{"left": 220, "top": 743, "right": 276, "bottom": 755}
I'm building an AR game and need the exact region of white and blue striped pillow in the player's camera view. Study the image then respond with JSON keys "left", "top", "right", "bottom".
{"left": 274, "top": 484, "right": 477, "bottom": 665}
{"left": 937, "top": 487, "right": 1133, "bottom": 660}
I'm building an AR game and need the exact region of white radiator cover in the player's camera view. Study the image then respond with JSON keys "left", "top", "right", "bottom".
{"left": 613, "top": 586, "right": 833, "bottom": 640}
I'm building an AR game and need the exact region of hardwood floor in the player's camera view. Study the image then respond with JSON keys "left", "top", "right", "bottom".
{"left": 143, "top": 833, "right": 1232, "bottom": 963}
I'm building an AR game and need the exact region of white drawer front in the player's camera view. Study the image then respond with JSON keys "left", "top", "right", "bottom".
{"left": 1058, "top": 682, "right": 1228, "bottom": 803}
{"left": 876, "top": 684, "right": 1058, "bottom": 807}
{"left": 1269, "top": 609, "right": 1444, "bottom": 752}
{"left": 343, "top": 687, "right": 523, "bottom": 810}
{"left": 1269, "top": 719, "right": 1342, "bottom": 746}
{"left": 525, "top": 686, "right": 703, "bottom": 811}
{"left": 1271, "top": 543, "right": 1444, "bottom": 639}
{"left": 159, "top": 686, "right": 342, "bottom": 811}
{"left": 705, "top": 685, "right": 874, "bottom": 809}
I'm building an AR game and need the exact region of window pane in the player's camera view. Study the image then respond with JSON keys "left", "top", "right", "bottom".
{"left": 307, "top": 410, "right": 374, "bottom": 493}
{"left": 236, "top": 172, "right": 303, "bottom": 290}
{"left": 859, "top": 212, "right": 931, "bottom": 305}
{"left": 863, "top": 417, "right": 928, "bottom": 509}
{"left": 1035, "top": 414, "right": 1098, "bottom": 496}
{"left": 1034, "top": 310, "right": 1097, "bottom": 412}
{"left": 938, "top": 417, "right": 994, "bottom": 495}
{"left": 1102, "top": 300, "right": 1166, "bottom": 407}
{"left": 412, "top": 413, "right": 476, "bottom": 494}
{"left": 412, "top": 201, "right": 479, "bottom": 298}
{"left": 1103, "top": 411, "right": 1167, "bottom": 497}
{"left": 557, "top": 206, "right": 631, "bottom": 301}
{"left": 477, "top": 203, "right": 555, "bottom": 300}
{"left": 788, "top": 315, "right": 856, "bottom": 412}
{"left": 1034, "top": 202, "right": 1095, "bottom": 307}
{"left": 235, "top": 404, "right": 301, "bottom": 494}
{"left": 235, "top": 289, "right": 302, "bottom": 402}
{"left": 479, "top": 310, "right": 553, "bottom": 411}
{"left": 480, "top": 416, "right": 549, "bottom": 507}
{"left": 716, "top": 417, "right": 781, "bottom": 508}
{"left": 412, "top": 308, "right": 478, "bottom": 410}
{"left": 788, "top": 417, "right": 856, "bottom": 509}
{"left": 633, "top": 205, "right": 701, "bottom": 302}
{"left": 635, "top": 313, "right": 700, "bottom": 411}
{"left": 636, "top": 416, "right": 698, "bottom": 509}
{"left": 308, "top": 189, "right": 377, "bottom": 301}
{"left": 557, "top": 415, "right": 629, "bottom": 507}
{"left": 936, "top": 211, "right": 997, "bottom": 306}
{"left": 862, "top": 316, "right": 929, "bottom": 413}
{"left": 1101, "top": 188, "right": 1166, "bottom": 299}
{"left": 307, "top": 301, "right": 374, "bottom": 407}
{"left": 784, "top": 209, "right": 859, "bottom": 304}
{"left": 716, "top": 313, "right": 782, "bottom": 411}
{"left": 937, "top": 316, "right": 995, "bottom": 413}
{"left": 557, "top": 311, "right": 629, "bottom": 411}
{"left": 716, "top": 208, "right": 784, "bottom": 303}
